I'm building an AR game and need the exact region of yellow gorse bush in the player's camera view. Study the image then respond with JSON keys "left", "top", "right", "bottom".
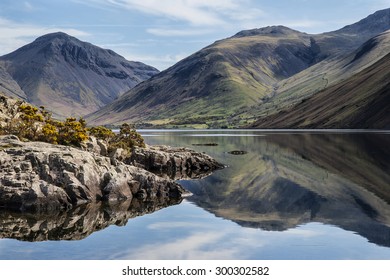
{"left": 0, "top": 100, "right": 145, "bottom": 151}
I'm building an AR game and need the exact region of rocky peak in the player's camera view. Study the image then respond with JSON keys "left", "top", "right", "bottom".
{"left": 232, "top": 25, "right": 303, "bottom": 38}
{"left": 6, "top": 32, "right": 145, "bottom": 77}
{"left": 35, "top": 31, "right": 74, "bottom": 42}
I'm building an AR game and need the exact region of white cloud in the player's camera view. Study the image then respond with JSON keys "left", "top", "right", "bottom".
{"left": 0, "top": 17, "right": 89, "bottom": 55}
{"left": 83, "top": 0, "right": 264, "bottom": 27}
{"left": 285, "top": 227, "right": 323, "bottom": 238}
{"left": 101, "top": 42, "right": 141, "bottom": 48}
{"left": 76, "top": 0, "right": 266, "bottom": 52}
{"left": 104, "top": 0, "right": 227, "bottom": 26}
{"left": 147, "top": 27, "right": 215, "bottom": 37}
{"left": 147, "top": 221, "right": 210, "bottom": 230}
{"left": 121, "top": 51, "right": 189, "bottom": 70}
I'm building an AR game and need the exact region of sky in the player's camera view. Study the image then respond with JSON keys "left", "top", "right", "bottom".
{"left": 0, "top": 0, "right": 390, "bottom": 70}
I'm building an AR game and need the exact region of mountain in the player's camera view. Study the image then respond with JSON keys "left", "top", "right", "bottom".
{"left": 312, "top": 8, "right": 390, "bottom": 58}
{"left": 87, "top": 9, "right": 390, "bottom": 128}
{"left": 87, "top": 26, "right": 317, "bottom": 126}
{"left": 248, "top": 29, "right": 390, "bottom": 128}
{"left": 0, "top": 64, "right": 26, "bottom": 100}
{"left": 0, "top": 32, "right": 159, "bottom": 118}
{"left": 249, "top": 37, "right": 390, "bottom": 129}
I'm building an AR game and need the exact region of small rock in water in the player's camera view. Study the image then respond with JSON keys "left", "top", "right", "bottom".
{"left": 192, "top": 143, "right": 218, "bottom": 146}
{"left": 228, "top": 150, "right": 248, "bottom": 155}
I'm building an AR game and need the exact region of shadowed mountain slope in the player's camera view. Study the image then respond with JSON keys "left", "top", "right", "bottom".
{"left": 0, "top": 64, "right": 26, "bottom": 100}
{"left": 249, "top": 45, "right": 390, "bottom": 129}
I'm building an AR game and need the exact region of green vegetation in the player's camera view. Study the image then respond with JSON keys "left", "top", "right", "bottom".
{"left": 0, "top": 103, "right": 89, "bottom": 146}
{"left": 88, "top": 126, "right": 115, "bottom": 141}
{"left": 109, "top": 123, "right": 145, "bottom": 151}
{"left": 88, "top": 123, "right": 145, "bottom": 154}
{"left": 0, "top": 100, "right": 145, "bottom": 151}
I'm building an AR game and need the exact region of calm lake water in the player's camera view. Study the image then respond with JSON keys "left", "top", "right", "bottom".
{"left": 1, "top": 130, "right": 390, "bottom": 260}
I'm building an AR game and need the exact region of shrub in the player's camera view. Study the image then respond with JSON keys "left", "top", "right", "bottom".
{"left": 57, "top": 117, "right": 88, "bottom": 147}
{"left": 3, "top": 103, "right": 88, "bottom": 147}
{"left": 88, "top": 126, "right": 115, "bottom": 141}
{"left": 109, "top": 123, "right": 145, "bottom": 151}
{"left": 2, "top": 99, "right": 145, "bottom": 150}
{"left": 40, "top": 123, "right": 59, "bottom": 144}
{"left": 17, "top": 104, "right": 44, "bottom": 140}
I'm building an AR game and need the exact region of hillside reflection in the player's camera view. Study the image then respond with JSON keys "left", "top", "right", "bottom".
{"left": 175, "top": 132, "right": 390, "bottom": 247}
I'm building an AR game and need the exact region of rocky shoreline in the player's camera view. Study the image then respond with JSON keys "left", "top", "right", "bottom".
{"left": 0, "top": 135, "right": 223, "bottom": 212}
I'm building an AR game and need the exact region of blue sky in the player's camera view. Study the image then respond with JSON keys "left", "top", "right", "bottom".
{"left": 0, "top": 0, "right": 389, "bottom": 70}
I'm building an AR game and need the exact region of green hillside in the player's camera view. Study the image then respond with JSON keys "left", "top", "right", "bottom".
{"left": 87, "top": 9, "right": 390, "bottom": 129}
{"left": 250, "top": 44, "right": 390, "bottom": 129}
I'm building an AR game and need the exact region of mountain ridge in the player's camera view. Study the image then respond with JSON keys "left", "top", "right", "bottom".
{"left": 0, "top": 32, "right": 159, "bottom": 118}
{"left": 249, "top": 50, "right": 390, "bottom": 129}
{"left": 86, "top": 27, "right": 319, "bottom": 126}
{"left": 87, "top": 8, "right": 390, "bottom": 128}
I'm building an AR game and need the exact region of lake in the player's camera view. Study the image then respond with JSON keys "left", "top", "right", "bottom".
{"left": 1, "top": 130, "right": 390, "bottom": 260}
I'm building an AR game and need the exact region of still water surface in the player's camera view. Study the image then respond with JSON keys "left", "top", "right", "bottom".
{"left": 1, "top": 130, "right": 390, "bottom": 259}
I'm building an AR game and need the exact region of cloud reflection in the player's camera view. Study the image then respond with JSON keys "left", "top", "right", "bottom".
{"left": 147, "top": 221, "right": 212, "bottom": 230}
{"left": 111, "top": 231, "right": 241, "bottom": 260}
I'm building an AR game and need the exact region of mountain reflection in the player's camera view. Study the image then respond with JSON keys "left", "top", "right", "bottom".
{"left": 2, "top": 131, "right": 389, "bottom": 249}
{"left": 0, "top": 197, "right": 182, "bottom": 242}
{"left": 180, "top": 132, "right": 390, "bottom": 247}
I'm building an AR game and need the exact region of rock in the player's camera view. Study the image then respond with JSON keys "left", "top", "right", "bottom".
{"left": 0, "top": 94, "right": 23, "bottom": 128}
{"left": 228, "top": 150, "right": 248, "bottom": 155}
{"left": 192, "top": 143, "right": 218, "bottom": 146}
{"left": 0, "top": 136, "right": 188, "bottom": 212}
{"left": 0, "top": 197, "right": 182, "bottom": 241}
{"left": 81, "top": 136, "right": 109, "bottom": 156}
{"left": 128, "top": 145, "right": 224, "bottom": 179}
{"left": 109, "top": 147, "right": 129, "bottom": 163}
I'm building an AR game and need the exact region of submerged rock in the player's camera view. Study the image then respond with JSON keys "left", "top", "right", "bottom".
{"left": 0, "top": 136, "right": 188, "bottom": 212}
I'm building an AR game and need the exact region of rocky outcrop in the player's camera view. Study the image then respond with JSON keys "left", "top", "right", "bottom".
{"left": 80, "top": 136, "right": 109, "bottom": 156}
{"left": 128, "top": 145, "right": 225, "bottom": 179}
{"left": 80, "top": 138, "right": 224, "bottom": 179}
{"left": 0, "top": 135, "right": 187, "bottom": 212}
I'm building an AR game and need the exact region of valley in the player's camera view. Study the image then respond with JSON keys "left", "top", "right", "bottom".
{"left": 1, "top": 9, "right": 390, "bottom": 128}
